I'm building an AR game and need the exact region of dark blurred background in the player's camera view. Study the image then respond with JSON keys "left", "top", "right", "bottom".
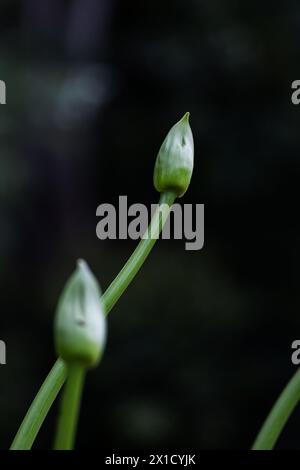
{"left": 0, "top": 0, "right": 300, "bottom": 450}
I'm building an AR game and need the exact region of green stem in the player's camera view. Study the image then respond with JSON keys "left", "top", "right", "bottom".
{"left": 102, "top": 191, "right": 175, "bottom": 312}
{"left": 53, "top": 363, "right": 85, "bottom": 450}
{"left": 252, "top": 368, "right": 300, "bottom": 450}
{"left": 10, "top": 191, "right": 176, "bottom": 450}
{"left": 10, "top": 359, "right": 67, "bottom": 450}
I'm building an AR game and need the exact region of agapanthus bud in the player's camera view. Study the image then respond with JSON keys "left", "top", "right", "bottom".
{"left": 153, "top": 112, "right": 194, "bottom": 197}
{"left": 54, "top": 260, "right": 106, "bottom": 368}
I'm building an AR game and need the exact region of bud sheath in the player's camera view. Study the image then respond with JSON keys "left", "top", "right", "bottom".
{"left": 154, "top": 112, "right": 194, "bottom": 197}
{"left": 54, "top": 260, "right": 106, "bottom": 368}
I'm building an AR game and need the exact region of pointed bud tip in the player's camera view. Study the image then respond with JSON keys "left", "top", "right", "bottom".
{"left": 75, "top": 259, "right": 92, "bottom": 281}
{"left": 77, "top": 259, "right": 88, "bottom": 270}
{"left": 75, "top": 259, "right": 100, "bottom": 297}
{"left": 182, "top": 112, "right": 190, "bottom": 123}
{"left": 75, "top": 258, "right": 95, "bottom": 279}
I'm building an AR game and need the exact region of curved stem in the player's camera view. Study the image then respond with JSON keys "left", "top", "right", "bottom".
{"left": 11, "top": 192, "right": 176, "bottom": 450}
{"left": 102, "top": 191, "right": 175, "bottom": 312}
{"left": 10, "top": 359, "right": 67, "bottom": 450}
{"left": 252, "top": 368, "right": 300, "bottom": 450}
{"left": 53, "top": 363, "right": 85, "bottom": 450}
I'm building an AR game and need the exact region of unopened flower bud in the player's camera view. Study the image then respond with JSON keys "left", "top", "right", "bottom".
{"left": 153, "top": 112, "right": 194, "bottom": 197}
{"left": 54, "top": 260, "right": 106, "bottom": 368}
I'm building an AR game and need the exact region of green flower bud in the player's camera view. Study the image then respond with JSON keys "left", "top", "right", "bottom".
{"left": 54, "top": 260, "right": 106, "bottom": 368}
{"left": 153, "top": 112, "right": 194, "bottom": 197}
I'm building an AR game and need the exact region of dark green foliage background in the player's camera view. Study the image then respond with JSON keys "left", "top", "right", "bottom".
{"left": 0, "top": 0, "right": 299, "bottom": 449}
